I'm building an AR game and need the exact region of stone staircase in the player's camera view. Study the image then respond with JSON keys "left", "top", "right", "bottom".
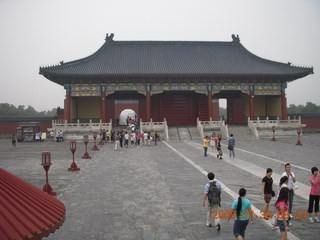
{"left": 188, "top": 127, "right": 202, "bottom": 141}
{"left": 177, "top": 127, "right": 191, "bottom": 141}
{"left": 168, "top": 126, "right": 202, "bottom": 141}
{"left": 227, "top": 125, "right": 257, "bottom": 141}
{"left": 168, "top": 127, "right": 180, "bottom": 141}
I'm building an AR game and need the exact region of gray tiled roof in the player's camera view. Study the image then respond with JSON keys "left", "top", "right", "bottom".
{"left": 39, "top": 36, "right": 313, "bottom": 82}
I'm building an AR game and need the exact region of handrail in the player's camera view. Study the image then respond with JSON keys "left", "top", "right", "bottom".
{"left": 248, "top": 117, "right": 259, "bottom": 138}
{"left": 52, "top": 119, "right": 112, "bottom": 132}
{"left": 164, "top": 118, "right": 169, "bottom": 140}
{"left": 197, "top": 118, "right": 204, "bottom": 139}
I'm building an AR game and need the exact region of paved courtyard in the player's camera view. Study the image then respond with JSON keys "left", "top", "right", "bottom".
{"left": 0, "top": 133, "right": 319, "bottom": 240}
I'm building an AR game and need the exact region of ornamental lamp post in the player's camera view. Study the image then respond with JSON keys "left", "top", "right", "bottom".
{"left": 91, "top": 131, "right": 99, "bottom": 151}
{"left": 296, "top": 128, "right": 303, "bottom": 146}
{"left": 82, "top": 134, "right": 91, "bottom": 159}
{"left": 68, "top": 141, "right": 80, "bottom": 171}
{"left": 271, "top": 126, "right": 276, "bottom": 141}
{"left": 41, "top": 152, "right": 56, "bottom": 196}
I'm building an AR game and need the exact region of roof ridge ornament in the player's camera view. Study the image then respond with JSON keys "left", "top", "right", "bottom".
{"left": 105, "top": 33, "right": 114, "bottom": 42}
{"left": 231, "top": 34, "right": 240, "bottom": 43}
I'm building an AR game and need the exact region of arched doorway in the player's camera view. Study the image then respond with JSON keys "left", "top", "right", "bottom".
{"left": 119, "top": 109, "right": 137, "bottom": 125}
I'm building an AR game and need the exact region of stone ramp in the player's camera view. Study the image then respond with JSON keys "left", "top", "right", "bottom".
{"left": 168, "top": 126, "right": 202, "bottom": 141}
{"left": 188, "top": 127, "right": 202, "bottom": 141}
{"left": 168, "top": 127, "right": 180, "bottom": 141}
{"left": 227, "top": 125, "right": 257, "bottom": 140}
{"left": 177, "top": 127, "right": 191, "bottom": 141}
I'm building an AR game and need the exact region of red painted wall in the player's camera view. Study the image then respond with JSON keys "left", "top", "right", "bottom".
{"left": 212, "top": 100, "right": 220, "bottom": 121}
{"left": 0, "top": 122, "right": 19, "bottom": 134}
{"left": 227, "top": 97, "right": 246, "bottom": 124}
{"left": 301, "top": 117, "right": 320, "bottom": 129}
{"left": 152, "top": 92, "right": 198, "bottom": 125}
{"left": 197, "top": 94, "right": 209, "bottom": 121}
{"left": 0, "top": 121, "right": 52, "bottom": 135}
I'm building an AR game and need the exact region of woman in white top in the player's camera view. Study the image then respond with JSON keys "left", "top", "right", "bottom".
{"left": 281, "top": 163, "right": 296, "bottom": 217}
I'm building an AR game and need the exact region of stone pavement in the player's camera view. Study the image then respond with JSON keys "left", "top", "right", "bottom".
{"left": 0, "top": 133, "right": 319, "bottom": 240}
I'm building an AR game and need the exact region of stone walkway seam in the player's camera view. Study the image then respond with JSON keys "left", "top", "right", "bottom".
{"left": 187, "top": 141, "right": 310, "bottom": 201}
{"left": 163, "top": 141, "right": 301, "bottom": 240}
{"left": 220, "top": 143, "right": 309, "bottom": 172}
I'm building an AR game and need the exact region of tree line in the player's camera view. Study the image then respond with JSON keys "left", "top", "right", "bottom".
{"left": 287, "top": 102, "right": 320, "bottom": 114}
{"left": 0, "top": 103, "right": 57, "bottom": 118}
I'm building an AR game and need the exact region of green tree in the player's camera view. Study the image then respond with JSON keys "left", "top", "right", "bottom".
{"left": 0, "top": 103, "right": 58, "bottom": 117}
{"left": 287, "top": 102, "right": 320, "bottom": 114}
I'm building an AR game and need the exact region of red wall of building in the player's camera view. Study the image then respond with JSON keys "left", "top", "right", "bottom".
{"left": 212, "top": 99, "right": 220, "bottom": 121}
{"left": 227, "top": 97, "right": 246, "bottom": 124}
{"left": 301, "top": 117, "right": 320, "bottom": 129}
{"left": 0, "top": 120, "right": 52, "bottom": 136}
{"left": 0, "top": 122, "right": 19, "bottom": 134}
{"left": 152, "top": 92, "right": 198, "bottom": 125}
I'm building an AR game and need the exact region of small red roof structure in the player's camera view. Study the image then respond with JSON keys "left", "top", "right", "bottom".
{"left": 0, "top": 168, "right": 66, "bottom": 240}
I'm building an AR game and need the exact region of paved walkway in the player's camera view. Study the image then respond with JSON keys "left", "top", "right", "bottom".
{"left": 0, "top": 134, "right": 319, "bottom": 240}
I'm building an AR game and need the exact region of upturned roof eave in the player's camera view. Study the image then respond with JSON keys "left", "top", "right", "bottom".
{"left": 40, "top": 71, "right": 313, "bottom": 86}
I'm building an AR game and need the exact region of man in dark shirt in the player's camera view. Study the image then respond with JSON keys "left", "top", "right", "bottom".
{"left": 261, "top": 168, "right": 274, "bottom": 219}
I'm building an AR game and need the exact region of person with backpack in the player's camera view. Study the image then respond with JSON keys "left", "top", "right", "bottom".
{"left": 228, "top": 188, "right": 254, "bottom": 240}
{"left": 202, "top": 172, "right": 222, "bottom": 231}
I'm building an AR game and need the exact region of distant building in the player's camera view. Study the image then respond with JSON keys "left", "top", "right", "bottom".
{"left": 39, "top": 34, "right": 313, "bottom": 125}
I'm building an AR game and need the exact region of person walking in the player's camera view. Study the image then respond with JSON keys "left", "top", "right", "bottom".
{"left": 281, "top": 163, "right": 296, "bottom": 218}
{"left": 11, "top": 134, "right": 17, "bottom": 149}
{"left": 275, "top": 187, "right": 290, "bottom": 240}
{"left": 114, "top": 132, "right": 120, "bottom": 151}
{"left": 262, "top": 168, "right": 275, "bottom": 219}
{"left": 130, "top": 131, "right": 136, "bottom": 147}
{"left": 210, "top": 133, "right": 216, "bottom": 151}
{"left": 308, "top": 167, "right": 320, "bottom": 223}
{"left": 228, "top": 134, "right": 236, "bottom": 158}
{"left": 106, "top": 130, "right": 110, "bottom": 143}
{"left": 228, "top": 188, "right": 254, "bottom": 240}
{"left": 119, "top": 130, "right": 124, "bottom": 148}
{"left": 216, "top": 139, "right": 223, "bottom": 159}
{"left": 154, "top": 131, "right": 159, "bottom": 146}
{"left": 202, "top": 172, "right": 222, "bottom": 231}
{"left": 144, "top": 132, "right": 148, "bottom": 145}
{"left": 101, "top": 129, "right": 106, "bottom": 141}
{"left": 203, "top": 136, "right": 210, "bottom": 157}
{"left": 124, "top": 132, "right": 129, "bottom": 148}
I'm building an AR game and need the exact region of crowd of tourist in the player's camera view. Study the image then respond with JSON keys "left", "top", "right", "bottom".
{"left": 202, "top": 132, "right": 320, "bottom": 240}
{"left": 99, "top": 128, "right": 160, "bottom": 150}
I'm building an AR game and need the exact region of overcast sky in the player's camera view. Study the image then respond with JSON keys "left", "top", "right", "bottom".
{"left": 0, "top": 0, "right": 319, "bottom": 111}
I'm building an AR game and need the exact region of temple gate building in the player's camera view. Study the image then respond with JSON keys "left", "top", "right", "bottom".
{"left": 39, "top": 34, "right": 313, "bottom": 126}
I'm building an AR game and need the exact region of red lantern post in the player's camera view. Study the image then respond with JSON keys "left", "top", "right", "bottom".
{"left": 296, "top": 128, "right": 303, "bottom": 145}
{"left": 271, "top": 126, "right": 277, "bottom": 141}
{"left": 41, "top": 152, "right": 56, "bottom": 196}
{"left": 92, "top": 131, "right": 99, "bottom": 151}
{"left": 68, "top": 141, "right": 80, "bottom": 171}
{"left": 82, "top": 134, "right": 92, "bottom": 159}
